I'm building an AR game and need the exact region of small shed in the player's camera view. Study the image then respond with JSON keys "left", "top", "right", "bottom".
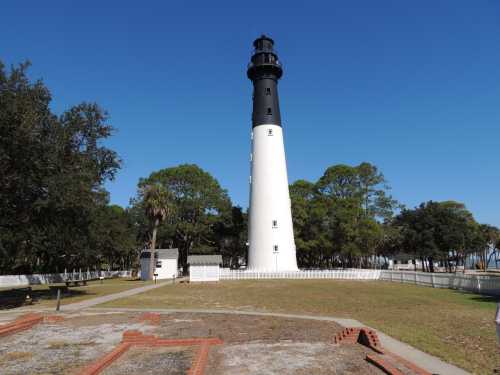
{"left": 187, "top": 255, "right": 222, "bottom": 282}
{"left": 140, "top": 249, "right": 179, "bottom": 281}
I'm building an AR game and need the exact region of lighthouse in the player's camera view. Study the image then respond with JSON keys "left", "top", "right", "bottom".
{"left": 247, "top": 35, "right": 298, "bottom": 271}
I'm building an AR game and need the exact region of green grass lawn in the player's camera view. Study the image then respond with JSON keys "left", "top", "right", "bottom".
{"left": 1, "top": 278, "right": 153, "bottom": 309}
{"left": 100, "top": 280, "right": 499, "bottom": 374}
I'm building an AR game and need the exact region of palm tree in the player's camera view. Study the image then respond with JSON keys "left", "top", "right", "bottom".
{"left": 143, "top": 183, "right": 171, "bottom": 280}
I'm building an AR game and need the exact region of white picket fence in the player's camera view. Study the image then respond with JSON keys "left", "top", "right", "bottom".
{"left": 0, "top": 270, "right": 133, "bottom": 288}
{"left": 380, "top": 270, "right": 500, "bottom": 296}
{"left": 220, "top": 269, "right": 381, "bottom": 280}
{"left": 219, "top": 268, "right": 500, "bottom": 296}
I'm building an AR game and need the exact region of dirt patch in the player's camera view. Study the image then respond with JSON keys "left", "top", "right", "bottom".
{"left": 62, "top": 311, "right": 132, "bottom": 327}
{"left": 207, "top": 341, "right": 381, "bottom": 375}
{"left": 102, "top": 346, "right": 195, "bottom": 375}
{"left": 155, "top": 313, "right": 343, "bottom": 344}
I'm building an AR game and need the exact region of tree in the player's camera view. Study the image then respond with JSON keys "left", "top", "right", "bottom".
{"left": 470, "top": 224, "right": 500, "bottom": 271}
{"left": 143, "top": 184, "right": 172, "bottom": 279}
{"left": 290, "top": 163, "right": 397, "bottom": 268}
{"left": 290, "top": 180, "right": 331, "bottom": 267}
{"left": 0, "top": 61, "right": 121, "bottom": 274}
{"left": 133, "top": 164, "right": 232, "bottom": 271}
{"left": 393, "top": 201, "right": 478, "bottom": 272}
{"left": 88, "top": 205, "right": 138, "bottom": 271}
{"left": 214, "top": 206, "right": 248, "bottom": 268}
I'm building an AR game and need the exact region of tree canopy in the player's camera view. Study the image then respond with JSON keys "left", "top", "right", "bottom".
{"left": 391, "top": 201, "right": 499, "bottom": 271}
{"left": 291, "top": 162, "right": 398, "bottom": 268}
{"left": 0, "top": 61, "right": 129, "bottom": 274}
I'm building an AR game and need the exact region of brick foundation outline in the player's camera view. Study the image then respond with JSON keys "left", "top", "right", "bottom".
{"left": 77, "top": 330, "right": 223, "bottom": 375}
{"left": 0, "top": 313, "right": 67, "bottom": 338}
{"left": 366, "top": 354, "right": 405, "bottom": 375}
{"left": 334, "top": 327, "right": 431, "bottom": 375}
{"left": 0, "top": 313, "right": 44, "bottom": 337}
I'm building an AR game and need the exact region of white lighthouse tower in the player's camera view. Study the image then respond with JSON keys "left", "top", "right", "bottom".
{"left": 247, "top": 35, "right": 298, "bottom": 271}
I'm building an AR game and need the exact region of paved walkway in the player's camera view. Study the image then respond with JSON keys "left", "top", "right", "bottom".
{"left": 60, "top": 281, "right": 171, "bottom": 311}
{"left": 89, "top": 307, "right": 470, "bottom": 375}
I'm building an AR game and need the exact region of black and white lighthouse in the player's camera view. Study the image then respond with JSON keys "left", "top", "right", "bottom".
{"left": 247, "top": 35, "right": 298, "bottom": 271}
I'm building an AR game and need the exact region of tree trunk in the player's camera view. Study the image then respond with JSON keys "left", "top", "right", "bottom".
{"left": 149, "top": 218, "right": 159, "bottom": 280}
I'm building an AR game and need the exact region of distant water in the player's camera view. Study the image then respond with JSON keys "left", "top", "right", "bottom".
{"left": 466, "top": 253, "right": 499, "bottom": 269}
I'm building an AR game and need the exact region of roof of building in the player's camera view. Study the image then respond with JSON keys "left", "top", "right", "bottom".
{"left": 140, "top": 249, "right": 179, "bottom": 259}
{"left": 187, "top": 255, "right": 222, "bottom": 265}
{"left": 390, "top": 253, "right": 413, "bottom": 262}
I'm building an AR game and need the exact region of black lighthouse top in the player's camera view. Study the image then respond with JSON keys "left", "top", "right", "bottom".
{"left": 247, "top": 35, "right": 283, "bottom": 127}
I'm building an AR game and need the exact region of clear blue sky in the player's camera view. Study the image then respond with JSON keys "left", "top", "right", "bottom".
{"left": 2, "top": 1, "right": 499, "bottom": 226}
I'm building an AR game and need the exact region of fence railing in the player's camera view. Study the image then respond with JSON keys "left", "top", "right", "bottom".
{"left": 220, "top": 269, "right": 381, "bottom": 280}
{"left": 380, "top": 270, "right": 500, "bottom": 296}
{"left": 219, "top": 268, "right": 500, "bottom": 296}
{"left": 0, "top": 270, "right": 132, "bottom": 288}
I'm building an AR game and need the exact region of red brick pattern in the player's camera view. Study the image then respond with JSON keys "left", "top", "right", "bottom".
{"left": 0, "top": 313, "right": 44, "bottom": 337}
{"left": 357, "top": 328, "right": 384, "bottom": 354}
{"left": 333, "top": 327, "right": 383, "bottom": 353}
{"left": 386, "top": 351, "right": 432, "bottom": 375}
{"left": 335, "top": 327, "right": 431, "bottom": 375}
{"left": 44, "top": 315, "right": 65, "bottom": 323}
{"left": 77, "top": 330, "right": 223, "bottom": 375}
{"left": 188, "top": 342, "right": 210, "bottom": 375}
{"left": 137, "top": 312, "right": 161, "bottom": 325}
{"left": 77, "top": 342, "right": 131, "bottom": 375}
{"left": 366, "top": 354, "right": 404, "bottom": 375}
{"left": 333, "top": 327, "right": 361, "bottom": 344}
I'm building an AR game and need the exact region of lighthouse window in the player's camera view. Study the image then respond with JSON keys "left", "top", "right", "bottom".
{"left": 266, "top": 88, "right": 271, "bottom": 95}
{"left": 268, "top": 129, "right": 273, "bottom": 136}
{"left": 272, "top": 220, "right": 278, "bottom": 228}
{"left": 267, "top": 107, "right": 272, "bottom": 115}
{"left": 273, "top": 245, "right": 279, "bottom": 252}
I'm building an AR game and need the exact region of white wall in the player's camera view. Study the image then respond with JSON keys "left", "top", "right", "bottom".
{"left": 248, "top": 124, "right": 298, "bottom": 271}
{"left": 189, "top": 265, "right": 220, "bottom": 282}
{"left": 140, "top": 257, "right": 177, "bottom": 280}
{"left": 156, "top": 258, "right": 177, "bottom": 279}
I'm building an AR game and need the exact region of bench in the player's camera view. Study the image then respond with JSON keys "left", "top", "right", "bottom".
{"left": 64, "top": 280, "right": 88, "bottom": 287}
{"left": 48, "top": 285, "right": 69, "bottom": 294}
{"left": 0, "top": 287, "right": 33, "bottom": 308}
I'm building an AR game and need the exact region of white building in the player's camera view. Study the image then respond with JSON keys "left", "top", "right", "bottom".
{"left": 140, "top": 248, "right": 178, "bottom": 280}
{"left": 246, "top": 35, "right": 298, "bottom": 271}
{"left": 187, "top": 255, "right": 222, "bottom": 282}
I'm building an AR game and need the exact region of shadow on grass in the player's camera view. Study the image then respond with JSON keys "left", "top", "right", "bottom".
{"left": 443, "top": 288, "right": 500, "bottom": 305}
{"left": 466, "top": 293, "right": 500, "bottom": 304}
{"left": 0, "top": 287, "right": 94, "bottom": 310}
